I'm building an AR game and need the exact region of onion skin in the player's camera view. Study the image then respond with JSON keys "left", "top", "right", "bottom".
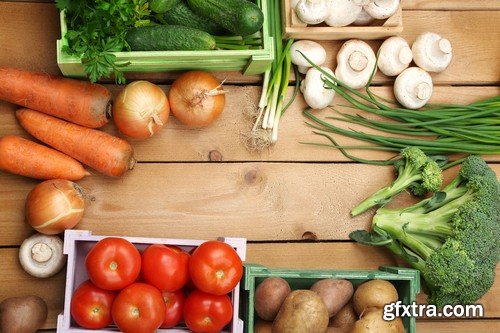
{"left": 25, "top": 179, "right": 85, "bottom": 235}
{"left": 168, "top": 71, "right": 225, "bottom": 127}
{"left": 113, "top": 81, "right": 170, "bottom": 139}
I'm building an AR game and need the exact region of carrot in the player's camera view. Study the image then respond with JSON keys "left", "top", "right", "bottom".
{"left": 0, "top": 135, "right": 89, "bottom": 180}
{"left": 0, "top": 67, "right": 111, "bottom": 128}
{"left": 16, "top": 108, "right": 136, "bottom": 177}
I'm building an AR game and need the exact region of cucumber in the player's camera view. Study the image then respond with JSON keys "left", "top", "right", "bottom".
{"left": 149, "top": 0, "right": 181, "bottom": 14}
{"left": 163, "top": 1, "right": 227, "bottom": 35}
{"left": 126, "top": 25, "right": 216, "bottom": 51}
{"left": 187, "top": 0, "right": 264, "bottom": 36}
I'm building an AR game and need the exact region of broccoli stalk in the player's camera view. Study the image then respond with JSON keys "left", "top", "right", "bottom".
{"left": 351, "top": 147, "right": 443, "bottom": 217}
{"left": 350, "top": 155, "right": 500, "bottom": 307}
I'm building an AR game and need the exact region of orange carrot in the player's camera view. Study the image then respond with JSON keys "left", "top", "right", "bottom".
{"left": 0, "top": 67, "right": 111, "bottom": 128}
{"left": 0, "top": 135, "right": 90, "bottom": 180}
{"left": 16, "top": 108, "right": 135, "bottom": 177}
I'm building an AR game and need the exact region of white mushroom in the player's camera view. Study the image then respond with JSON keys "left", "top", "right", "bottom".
{"left": 19, "top": 234, "right": 65, "bottom": 278}
{"left": 335, "top": 39, "right": 376, "bottom": 89}
{"left": 298, "top": 66, "right": 310, "bottom": 74}
{"left": 394, "top": 67, "right": 433, "bottom": 109}
{"left": 325, "top": 0, "right": 363, "bottom": 27}
{"left": 301, "top": 67, "right": 336, "bottom": 109}
{"left": 412, "top": 32, "right": 453, "bottom": 73}
{"left": 295, "top": 0, "right": 329, "bottom": 25}
{"left": 364, "top": 0, "right": 399, "bottom": 20}
{"left": 377, "top": 36, "right": 413, "bottom": 76}
{"left": 352, "top": 8, "right": 375, "bottom": 26}
{"left": 291, "top": 0, "right": 301, "bottom": 8}
{"left": 290, "top": 40, "right": 327, "bottom": 72}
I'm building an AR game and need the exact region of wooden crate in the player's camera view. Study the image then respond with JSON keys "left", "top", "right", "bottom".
{"left": 281, "top": 0, "right": 403, "bottom": 40}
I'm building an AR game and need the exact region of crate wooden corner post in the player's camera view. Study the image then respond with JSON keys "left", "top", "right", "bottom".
{"left": 280, "top": 0, "right": 403, "bottom": 40}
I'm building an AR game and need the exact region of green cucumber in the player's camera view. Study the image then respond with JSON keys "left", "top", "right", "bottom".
{"left": 126, "top": 25, "right": 216, "bottom": 51}
{"left": 187, "top": 0, "right": 264, "bottom": 36}
{"left": 149, "top": 0, "right": 181, "bottom": 14}
{"left": 162, "top": 1, "right": 227, "bottom": 35}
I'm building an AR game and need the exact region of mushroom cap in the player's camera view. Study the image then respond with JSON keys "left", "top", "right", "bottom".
{"left": 325, "top": 0, "right": 363, "bottom": 27}
{"left": 394, "top": 67, "right": 433, "bottom": 109}
{"left": 335, "top": 39, "right": 376, "bottom": 89}
{"left": 298, "top": 65, "right": 311, "bottom": 74}
{"left": 353, "top": 8, "right": 375, "bottom": 26}
{"left": 19, "top": 233, "right": 65, "bottom": 278}
{"left": 290, "top": 40, "right": 327, "bottom": 67}
{"left": 412, "top": 32, "right": 453, "bottom": 73}
{"left": 291, "top": 0, "right": 301, "bottom": 8}
{"left": 364, "top": 0, "right": 399, "bottom": 20}
{"left": 301, "top": 67, "right": 336, "bottom": 110}
{"left": 377, "top": 36, "right": 413, "bottom": 76}
{"left": 295, "top": 0, "right": 330, "bottom": 25}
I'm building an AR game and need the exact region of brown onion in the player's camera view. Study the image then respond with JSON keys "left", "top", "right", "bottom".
{"left": 168, "top": 71, "right": 225, "bottom": 127}
{"left": 25, "top": 179, "right": 85, "bottom": 235}
{"left": 113, "top": 81, "right": 170, "bottom": 139}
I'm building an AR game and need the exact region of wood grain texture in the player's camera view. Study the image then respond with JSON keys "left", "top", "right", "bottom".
{"left": 0, "top": 3, "right": 499, "bottom": 84}
{"left": 1, "top": 86, "right": 499, "bottom": 163}
{"left": 404, "top": 1, "right": 500, "bottom": 10}
{"left": 1, "top": 163, "right": 499, "bottom": 246}
{"left": 0, "top": 244, "right": 497, "bottom": 330}
{"left": 417, "top": 320, "right": 500, "bottom": 332}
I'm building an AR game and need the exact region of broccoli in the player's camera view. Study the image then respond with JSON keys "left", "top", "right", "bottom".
{"left": 350, "top": 155, "right": 500, "bottom": 307}
{"left": 351, "top": 147, "right": 443, "bottom": 216}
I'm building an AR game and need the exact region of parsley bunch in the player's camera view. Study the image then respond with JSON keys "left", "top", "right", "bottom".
{"left": 56, "top": 0, "right": 150, "bottom": 83}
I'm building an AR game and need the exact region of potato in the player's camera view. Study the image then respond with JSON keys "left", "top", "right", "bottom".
{"left": 273, "top": 290, "right": 329, "bottom": 333}
{"left": 353, "top": 279, "right": 399, "bottom": 315}
{"left": 326, "top": 327, "right": 348, "bottom": 333}
{"left": 351, "top": 308, "right": 404, "bottom": 333}
{"left": 254, "top": 277, "right": 291, "bottom": 321}
{"left": 0, "top": 296, "right": 48, "bottom": 333}
{"left": 255, "top": 319, "right": 273, "bottom": 333}
{"left": 310, "top": 279, "right": 354, "bottom": 317}
{"left": 329, "top": 302, "right": 357, "bottom": 330}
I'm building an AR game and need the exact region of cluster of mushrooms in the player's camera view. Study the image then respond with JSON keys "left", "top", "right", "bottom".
{"left": 293, "top": 0, "right": 400, "bottom": 27}
{"left": 293, "top": 32, "right": 453, "bottom": 110}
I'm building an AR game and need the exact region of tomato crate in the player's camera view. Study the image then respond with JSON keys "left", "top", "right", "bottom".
{"left": 56, "top": 0, "right": 274, "bottom": 78}
{"left": 241, "top": 264, "right": 420, "bottom": 333}
{"left": 57, "top": 230, "right": 246, "bottom": 333}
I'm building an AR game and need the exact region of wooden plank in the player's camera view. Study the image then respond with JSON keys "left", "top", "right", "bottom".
{"left": 1, "top": 86, "right": 499, "bottom": 163}
{"left": 0, "top": 248, "right": 65, "bottom": 330}
{"left": 404, "top": 1, "right": 500, "bottom": 11}
{"left": 1, "top": 163, "right": 499, "bottom": 246}
{"left": 0, "top": 245, "right": 497, "bottom": 330}
{"left": 0, "top": 3, "right": 499, "bottom": 85}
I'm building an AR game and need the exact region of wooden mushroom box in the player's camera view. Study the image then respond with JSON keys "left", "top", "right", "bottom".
{"left": 281, "top": 0, "right": 403, "bottom": 40}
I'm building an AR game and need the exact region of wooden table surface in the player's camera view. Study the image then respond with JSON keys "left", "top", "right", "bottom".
{"left": 0, "top": 1, "right": 499, "bottom": 332}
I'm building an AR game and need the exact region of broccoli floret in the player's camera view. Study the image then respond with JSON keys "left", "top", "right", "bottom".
{"left": 350, "top": 155, "right": 500, "bottom": 306}
{"left": 351, "top": 147, "right": 443, "bottom": 216}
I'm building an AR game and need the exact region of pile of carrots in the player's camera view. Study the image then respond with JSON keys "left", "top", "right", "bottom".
{"left": 0, "top": 67, "right": 136, "bottom": 179}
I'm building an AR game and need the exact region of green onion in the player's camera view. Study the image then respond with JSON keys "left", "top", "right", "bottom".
{"left": 297, "top": 51, "right": 500, "bottom": 158}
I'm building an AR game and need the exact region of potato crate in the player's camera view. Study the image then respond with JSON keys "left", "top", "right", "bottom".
{"left": 281, "top": 0, "right": 403, "bottom": 40}
{"left": 56, "top": 0, "right": 274, "bottom": 78}
{"left": 241, "top": 264, "right": 420, "bottom": 333}
{"left": 57, "top": 230, "right": 246, "bottom": 333}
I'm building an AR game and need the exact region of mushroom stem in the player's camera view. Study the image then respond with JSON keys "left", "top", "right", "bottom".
{"left": 349, "top": 51, "right": 369, "bottom": 72}
{"left": 416, "top": 82, "right": 432, "bottom": 100}
{"left": 31, "top": 243, "right": 53, "bottom": 263}
{"left": 437, "top": 38, "right": 452, "bottom": 54}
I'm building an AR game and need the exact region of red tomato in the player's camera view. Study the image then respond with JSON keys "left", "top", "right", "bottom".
{"left": 189, "top": 241, "right": 243, "bottom": 295}
{"left": 111, "top": 283, "right": 166, "bottom": 333}
{"left": 161, "top": 290, "right": 186, "bottom": 328}
{"left": 85, "top": 237, "right": 141, "bottom": 291}
{"left": 70, "top": 280, "right": 116, "bottom": 329}
{"left": 184, "top": 290, "right": 233, "bottom": 333}
{"left": 141, "top": 244, "right": 189, "bottom": 292}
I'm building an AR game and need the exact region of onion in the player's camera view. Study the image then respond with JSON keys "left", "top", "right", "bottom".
{"left": 168, "top": 71, "right": 225, "bottom": 127}
{"left": 113, "top": 81, "right": 170, "bottom": 139}
{"left": 25, "top": 179, "right": 85, "bottom": 235}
